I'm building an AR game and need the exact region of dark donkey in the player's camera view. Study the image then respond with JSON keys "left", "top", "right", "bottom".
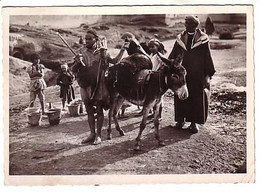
{"left": 106, "top": 53, "right": 188, "bottom": 150}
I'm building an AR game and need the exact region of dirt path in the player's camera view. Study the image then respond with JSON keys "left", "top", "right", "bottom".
{"left": 8, "top": 38, "right": 247, "bottom": 175}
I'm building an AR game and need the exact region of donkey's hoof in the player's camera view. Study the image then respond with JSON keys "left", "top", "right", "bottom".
{"left": 134, "top": 146, "right": 141, "bottom": 151}
{"left": 119, "top": 130, "right": 125, "bottom": 136}
{"left": 107, "top": 134, "right": 112, "bottom": 140}
{"left": 134, "top": 145, "right": 141, "bottom": 151}
{"left": 158, "top": 141, "right": 166, "bottom": 146}
{"left": 93, "top": 136, "right": 102, "bottom": 145}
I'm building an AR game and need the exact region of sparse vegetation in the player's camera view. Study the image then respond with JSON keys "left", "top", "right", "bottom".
{"left": 219, "top": 31, "right": 234, "bottom": 40}
{"left": 210, "top": 41, "right": 235, "bottom": 50}
{"left": 140, "top": 26, "right": 159, "bottom": 33}
{"left": 92, "top": 25, "right": 110, "bottom": 31}
{"left": 79, "top": 23, "right": 89, "bottom": 30}
{"left": 9, "top": 25, "right": 21, "bottom": 32}
{"left": 214, "top": 23, "right": 241, "bottom": 34}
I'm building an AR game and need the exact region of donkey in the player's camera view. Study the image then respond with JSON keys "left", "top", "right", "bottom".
{"left": 106, "top": 53, "right": 188, "bottom": 150}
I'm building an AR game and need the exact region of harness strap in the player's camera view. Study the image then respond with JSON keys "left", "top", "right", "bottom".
{"left": 30, "top": 77, "right": 43, "bottom": 81}
{"left": 154, "top": 70, "right": 167, "bottom": 94}
{"left": 165, "top": 76, "right": 168, "bottom": 86}
{"left": 134, "top": 70, "right": 150, "bottom": 103}
{"left": 113, "top": 70, "right": 118, "bottom": 87}
{"left": 159, "top": 73, "right": 168, "bottom": 94}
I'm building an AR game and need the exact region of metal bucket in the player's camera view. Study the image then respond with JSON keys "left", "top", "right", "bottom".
{"left": 27, "top": 107, "right": 40, "bottom": 114}
{"left": 77, "top": 101, "right": 84, "bottom": 113}
{"left": 46, "top": 108, "right": 61, "bottom": 125}
{"left": 28, "top": 112, "right": 42, "bottom": 126}
{"left": 68, "top": 104, "right": 80, "bottom": 116}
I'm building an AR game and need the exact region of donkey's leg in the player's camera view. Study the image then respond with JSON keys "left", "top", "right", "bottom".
{"left": 113, "top": 96, "right": 125, "bottom": 136}
{"left": 135, "top": 102, "right": 153, "bottom": 151}
{"left": 81, "top": 87, "right": 96, "bottom": 144}
{"left": 153, "top": 100, "right": 165, "bottom": 146}
{"left": 107, "top": 94, "right": 125, "bottom": 140}
{"left": 93, "top": 102, "right": 104, "bottom": 145}
{"left": 107, "top": 97, "right": 116, "bottom": 140}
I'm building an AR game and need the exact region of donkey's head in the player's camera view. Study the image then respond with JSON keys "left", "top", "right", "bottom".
{"left": 158, "top": 54, "right": 189, "bottom": 100}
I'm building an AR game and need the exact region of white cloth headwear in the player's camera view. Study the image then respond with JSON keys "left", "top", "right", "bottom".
{"left": 61, "top": 63, "right": 68, "bottom": 69}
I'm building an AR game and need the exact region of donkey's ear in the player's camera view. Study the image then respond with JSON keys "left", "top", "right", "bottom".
{"left": 173, "top": 53, "right": 184, "bottom": 66}
{"left": 157, "top": 53, "right": 172, "bottom": 66}
{"left": 67, "top": 61, "right": 74, "bottom": 68}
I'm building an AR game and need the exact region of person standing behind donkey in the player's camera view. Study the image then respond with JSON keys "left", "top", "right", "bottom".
{"left": 148, "top": 38, "right": 167, "bottom": 71}
{"left": 57, "top": 63, "right": 75, "bottom": 110}
{"left": 121, "top": 32, "right": 150, "bottom": 57}
{"left": 168, "top": 15, "right": 216, "bottom": 133}
{"left": 26, "top": 53, "right": 46, "bottom": 115}
{"left": 147, "top": 38, "right": 167, "bottom": 119}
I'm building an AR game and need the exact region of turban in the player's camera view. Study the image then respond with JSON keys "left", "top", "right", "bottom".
{"left": 61, "top": 63, "right": 68, "bottom": 70}
{"left": 185, "top": 15, "right": 200, "bottom": 25}
{"left": 148, "top": 38, "right": 161, "bottom": 47}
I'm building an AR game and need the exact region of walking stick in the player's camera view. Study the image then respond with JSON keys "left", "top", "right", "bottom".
{"left": 56, "top": 32, "right": 86, "bottom": 66}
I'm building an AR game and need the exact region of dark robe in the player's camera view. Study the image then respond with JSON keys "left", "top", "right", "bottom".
{"left": 57, "top": 71, "right": 75, "bottom": 103}
{"left": 126, "top": 41, "right": 151, "bottom": 56}
{"left": 168, "top": 29, "right": 216, "bottom": 124}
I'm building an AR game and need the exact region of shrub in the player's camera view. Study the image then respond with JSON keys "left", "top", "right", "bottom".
{"left": 92, "top": 25, "right": 110, "bottom": 31}
{"left": 10, "top": 25, "right": 21, "bottom": 33}
{"left": 210, "top": 42, "right": 235, "bottom": 50}
{"left": 140, "top": 27, "right": 159, "bottom": 33}
{"left": 79, "top": 23, "right": 89, "bottom": 30}
{"left": 219, "top": 32, "right": 233, "bottom": 40}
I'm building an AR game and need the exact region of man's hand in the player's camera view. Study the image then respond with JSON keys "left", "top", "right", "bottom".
{"left": 204, "top": 75, "right": 210, "bottom": 89}
{"left": 122, "top": 41, "right": 130, "bottom": 49}
{"left": 74, "top": 54, "right": 83, "bottom": 64}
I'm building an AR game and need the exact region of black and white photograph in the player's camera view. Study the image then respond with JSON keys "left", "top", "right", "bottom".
{"left": 2, "top": 5, "right": 255, "bottom": 186}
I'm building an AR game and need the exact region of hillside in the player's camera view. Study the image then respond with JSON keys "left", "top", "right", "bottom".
{"left": 9, "top": 21, "right": 183, "bottom": 97}
{"left": 9, "top": 17, "right": 243, "bottom": 97}
{"left": 9, "top": 21, "right": 179, "bottom": 62}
